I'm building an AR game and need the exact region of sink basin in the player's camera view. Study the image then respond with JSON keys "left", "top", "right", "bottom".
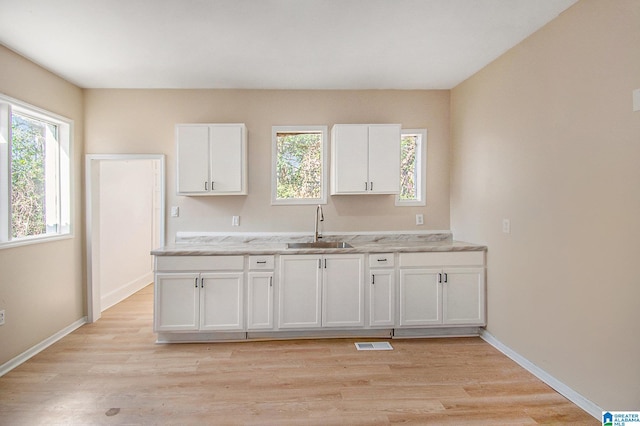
{"left": 286, "top": 241, "right": 353, "bottom": 249}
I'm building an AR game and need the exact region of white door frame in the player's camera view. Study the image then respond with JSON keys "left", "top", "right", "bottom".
{"left": 85, "top": 154, "right": 165, "bottom": 323}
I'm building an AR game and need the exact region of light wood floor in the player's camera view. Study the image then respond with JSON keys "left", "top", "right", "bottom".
{"left": 0, "top": 285, "right": 597, "bottom": 425}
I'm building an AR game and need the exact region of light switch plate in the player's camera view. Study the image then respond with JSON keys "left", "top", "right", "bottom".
{"left": 502, "top": 218, "right": 511, "bottom": 234}
{"left": 232, "top": 216, "right": 240, "bottom": 226}
{"left": 170, "top": 206, "right": 179, "bottom": 217}
{"left": 633, "top": 89, "right": 640, "bottom": 112}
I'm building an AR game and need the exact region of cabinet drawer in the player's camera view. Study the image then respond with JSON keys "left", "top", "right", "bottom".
{"left": 399, "top": 251, "right": 484, "bottom": 267}
{"left": 249, "top": 255, "right": 275, "bottom": 270}
{"left": 368, "top": 253, "right": 394, "bottom": 268}
{"left": 156, "top": 255, "right": 244, "bottom": 271}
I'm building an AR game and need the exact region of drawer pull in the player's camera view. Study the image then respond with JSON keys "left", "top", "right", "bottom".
{"left": 377, "top": 258, "right": 387, "bottom": 262}
{"left": 256, "top": 261, "right": 267, "bottom": 264}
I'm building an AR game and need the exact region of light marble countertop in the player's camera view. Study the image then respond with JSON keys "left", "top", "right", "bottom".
{"left": 151, "top": 232, "right": 486, "bottom": 256}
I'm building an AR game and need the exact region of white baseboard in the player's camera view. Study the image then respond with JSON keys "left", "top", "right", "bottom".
{"left": 0, "top": 317, "right": 87, "bottom": 377}
{"left": 479, "top": 329, "right": 602, "bottom": 420}
{"left": 100, "top": 271, "right": 153, "bottom": 312}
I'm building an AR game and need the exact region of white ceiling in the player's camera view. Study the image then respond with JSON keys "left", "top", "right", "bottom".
{"left": 0, "top": 0, "right": 577, "bottom": 90}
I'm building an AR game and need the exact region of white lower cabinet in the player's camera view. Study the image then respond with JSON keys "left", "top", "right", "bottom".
{"left": 154, "top": 273, "right": 200, "bottom": 331}
{"left": 368, "top": 253, "right": 395, "bottom": 327}
{"left": 398, "top": 252, "right": 486, "bottom": 327}
{"left": 154, "top": 256, "right": 244, "bottom": 332}
{"left": 200, "top": 273, "right": 244, "bottom": 330}
{"left": 279, "top": 254, "right": 364, "bottom": 329}
{"left": 154, "top": 249, "right": 486, "bottom": 341}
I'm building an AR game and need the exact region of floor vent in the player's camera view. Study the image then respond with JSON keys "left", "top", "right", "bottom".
{"left": 354, "top": 342, "right": 393, "bottom": 351}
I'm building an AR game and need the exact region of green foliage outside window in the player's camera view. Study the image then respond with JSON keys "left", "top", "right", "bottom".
{"left": 276, "top": 132, "right": 322, "bottom": 200}
{"left": 400, "top": 134, "right": 418, "bottom": 200}
{"left": 11, "top": 113, "right": 52, "bottom": 238}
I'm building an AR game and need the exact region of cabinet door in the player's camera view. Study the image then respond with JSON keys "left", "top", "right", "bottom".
{"left": 279, "top": 255, "right": 322, "bottom": 328}
{"left": 369, "top": 269, "right": 395, "bottom": 327}
{"left": 399, "top": 269, "right": 441, "bottom": 326}
{"left": 200, "top": 272, "right": 244, "bottom": 331}
{"left": 442, "top": 268, "right": 485, "bottom": 325}
{"left": 247, "top": 272, "right": 274, "bottom": 330}
{"left": 176, "top": 125, "right": 210, "bottom": 194}
{"left": 368, "top": 124, "right": 400, "bottom": 194}
{"left": 210, "top": 125, "right": 245, "bottom": 193}
{"left": 331, "top": 125, "right": 369, "bottom": 193}
{"left": 154, "top": 273, "right": 199, "bottom": 331}
{"left": 322, "top": 255, "right": 364, "bottom": 327}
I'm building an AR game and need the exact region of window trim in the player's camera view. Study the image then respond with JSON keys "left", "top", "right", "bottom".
{"left": 271, "top": 125, "right": 328, "bottom": 205}
{"left": 0, "top": 93, "right": 74, "bottom": 249}
{"left": 395, "top": 128, "right": 427, "bottom": 207}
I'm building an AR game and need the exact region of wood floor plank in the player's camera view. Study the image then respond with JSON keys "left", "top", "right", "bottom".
{"left": 0, "top": 284, "right": 598, "bottom": 425}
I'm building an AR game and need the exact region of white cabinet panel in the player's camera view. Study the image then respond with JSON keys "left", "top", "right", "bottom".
{"left": 322, "top": 255, "right": 364, "bottom": 327}
{"left": 331, "top": 124, "right": 401, "bottom": 194}
{"left": 176, "top": 123, "right": 247, "bottom": 195}
{"left": 200, "top": 273, "right": 244, "bottom": 330}
{"left": 279, "top": 255, "right": 322, "bottom": 329}
{"left": 331, "top": 125, "right": 369, "bottom": 193}
{"left": 176, "top": 126, "right": 210, "bottom": 193}
{"left": 279, "top": 254, "right": 364, "bottom": 329}
{"left": 247, "top": 272, "right": 274, "bottom": 330}
{"left": 442, "top": 268, "right": 485, "bottom": 325}
{"left": 399, "top": 269, "right": 441, "bottom": 326}
{"left": 369, "top": 269, "right": 395, "bottom": 327}
{"left": 154, "top": 273, "right": 199, "bottom": 331}
{"left": 368, "top": 125, "right": 401, "bottom": 193}
{"left": 210, "top": 125, "right": 244, "bottom": 193}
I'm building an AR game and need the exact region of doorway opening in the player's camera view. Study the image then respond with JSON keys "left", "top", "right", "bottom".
{"left": 85, "top": 154, "right": 165, "bottom": 322}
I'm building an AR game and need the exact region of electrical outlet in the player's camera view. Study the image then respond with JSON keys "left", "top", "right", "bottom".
{"left": 232, "top": 216, "right": 240, "bottom": 226}
{"left": 502, "top": 218, "right": 511, "bottom": 234}
{"left": 416, "top": 214, "right": 424, "bottom": 225}
{"left": 0, "top": 310, "right": 5, "bottom": 326}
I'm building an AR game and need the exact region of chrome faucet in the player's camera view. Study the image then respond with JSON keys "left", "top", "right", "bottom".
{"left": 314, "top": 205, "right": 324, "bottom": 242}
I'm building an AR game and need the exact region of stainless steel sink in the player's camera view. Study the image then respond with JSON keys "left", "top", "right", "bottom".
{"left": 286, "top": 241, "right": 353, "bottom": 249}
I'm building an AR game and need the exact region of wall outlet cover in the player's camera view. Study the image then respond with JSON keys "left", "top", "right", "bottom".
{"left": 416, "top": 214, "right": 424, "bottom": 225}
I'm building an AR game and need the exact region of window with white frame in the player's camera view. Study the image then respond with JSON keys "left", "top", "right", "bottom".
{"left": 396, "top": 129, "right": 427, "bottom": 206}
{"left": 0, "top": 94, "right": 72, "bottom": 247}
{"left": 271, "top": 126, "right": 327, "bottom": 205}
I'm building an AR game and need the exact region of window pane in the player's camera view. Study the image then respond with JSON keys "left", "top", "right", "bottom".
{"left": 276, "top": 132, "right": 322, "bottom": 200}
{"left": 400, "top": 134, "right": 418, "bottom": 200}
{"left": 11, "top": 113, "right": 57, "bottom": 238}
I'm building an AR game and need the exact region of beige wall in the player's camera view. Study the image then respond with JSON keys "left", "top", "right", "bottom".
{"left": 0, "top": 45, "right": 85, "bottom": 366}
{"left": 84, "top": 89, "right": 450, "bottom": 240}
{"left": 451, "top": 0, "right": 640, "bottom": 410}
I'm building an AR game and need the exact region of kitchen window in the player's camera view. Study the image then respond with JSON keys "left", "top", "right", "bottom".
{"left": 271, "top": 126, "right": 327, "bottom": 205}
{"left": 0, "top": 94, "right": 72, "bottom": 248}
{"left": 396, "top": 129, "right": 427, "bottom": 206}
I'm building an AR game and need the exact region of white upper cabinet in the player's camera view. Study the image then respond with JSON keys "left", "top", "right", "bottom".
{"left": 331, "top": 124, "right": 401, "bottom": 195}
{"left": 176, "top": 123, "right": 247, "bottom": 195}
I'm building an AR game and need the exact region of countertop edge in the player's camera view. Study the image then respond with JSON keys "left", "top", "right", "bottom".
{"left": 151, "top": 242, "right": 487, "bottom": 256}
